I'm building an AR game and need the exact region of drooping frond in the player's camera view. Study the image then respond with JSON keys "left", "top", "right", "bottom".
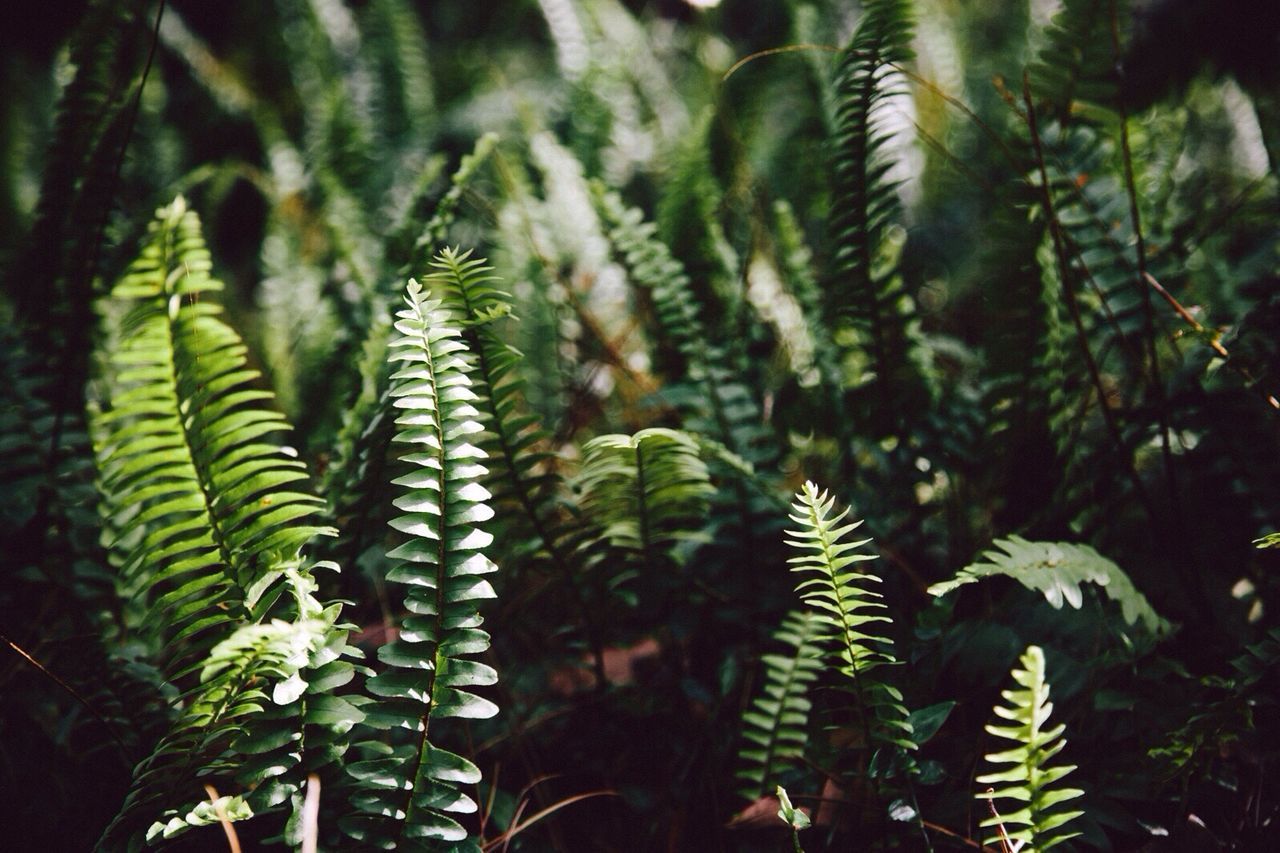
{"left": 977, "top": 645, "right": 1085, "bottom": 852}
{"left": 343, "top": 270, "right": 499, "bottom": 848}
{"left": 786, "top": 482, "right": 914, "bottom": 753}
{"left": 736, "top": 610, "right": 824, "bottom": 799}
{"left": 928, "top": 536, "right": 1168, "bottom": 634}
{"left": 577, "top": 428, "right": 714, "bottom": 570}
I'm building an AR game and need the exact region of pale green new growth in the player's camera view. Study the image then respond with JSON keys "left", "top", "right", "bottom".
{"left": 786, "top": 482, "right": 914, "bottom": 752}
{"left": 978, "top": 645, "right": 1084, "bottom": 852}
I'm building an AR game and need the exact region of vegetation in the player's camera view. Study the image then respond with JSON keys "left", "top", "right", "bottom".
{"left": 1, "top": 0, "right": 1278, "bottom": 849}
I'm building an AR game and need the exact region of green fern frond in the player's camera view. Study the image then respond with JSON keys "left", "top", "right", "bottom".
{"left": 826, "top": 0, "right": 928, "bottom": 439}
{"left": 928, "top": 535, "right": 1168, "bottom": 634}
{"left": 343, "top": 265, "right": 499, "bottom": 848}
{"left": 408, "top": 133, "right": 499, "bottom": 269}
{"left": 595, "top": 185, "right": 771, "bottom": 467}
{"left": 977, "top": 645, "right": 1085, "bottom": 852}
{"left": 786, "top": 482, "right": 914, "bottom": 753}
{"left": 94, "top": 198, "right": 335, "bottom": 661}
{"left": 577, "top": 428, "right": 714, "bottom": 569}
{"left": 736, "top": 610, "right": 824, "bottom": 799}
{"left": 1028, "top": 0, "right": 1120, "bottom": 122}
{"left": 424, "top": 249, "right": 577, "bottom": 568}
{"left": 94, "top": 198, "right": 353, "bottom": 846}
{"left": 115, "top": 607, "right": 330, "bottom": 846}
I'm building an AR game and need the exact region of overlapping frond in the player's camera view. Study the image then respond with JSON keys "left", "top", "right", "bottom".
{"left": 736, "top": 610, "right": 823, "bottom": 799}
{"left": 343, "top": 269, "right": 498, "bottom": 848}
{"left": 977, "top": 646, "right": 1085, "bottom": 852}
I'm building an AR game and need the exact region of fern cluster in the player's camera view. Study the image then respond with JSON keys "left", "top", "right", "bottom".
{"left": 3, "top": 0, "right": 1278, "bottom": 849}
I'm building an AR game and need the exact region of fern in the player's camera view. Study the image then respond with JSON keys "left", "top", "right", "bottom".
{"left": 1028, "top": 0, "right": 1119, "bottom": 123}
{"left": 577, "top": 427, "right": 714, "bottom": 572}
{"left": 786, "top": 482, "right": 914, "bottom": 756}
{"left": 342, "top": 272, "right": 499, "bottom": 848}
{"left": 406, "top": 133, "right": 499, "bottom": 271}
{"left": 826, "top": 0, "right": 925, "bottom": 438}
{"left": 977, "top": 645, "right": 1085, "bottom": 852}
{"left": 94, "top": 198, "right": 334, "bottom": 657}
{"left": 736, "top": 610, "right": 824, "bottom": 799}
{"left": 132, "top": 602, "right": 330, "bottom": 845}
{"left": 594, "top": 185, "right": 771, "bottom": 471}
{"left": 423, "top": 248, "right": 613, "bottom": 673}
{"left": 928, "top": 535, "right": 1168, "bottom": 634}
{"left": 93, "top": 197, "right": 350, "bottom": 846}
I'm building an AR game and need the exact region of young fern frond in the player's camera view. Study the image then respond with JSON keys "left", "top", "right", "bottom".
{"left": 343, "top": 273, "right": 498, "bottom": 849}
{"left": 787, "top": 482, "right": 914, "bottom": 754}
{"left": 826, "top": 0, "right": 925, "bottom": 438}
{"left": 977, "top": 645, "right": 1085, "bottom": 852}
{"left": 736, "top": 610, "right": 824, "bottom": 799}
{"left": 929, "top": 536, "right": 1169, "bottom": 634}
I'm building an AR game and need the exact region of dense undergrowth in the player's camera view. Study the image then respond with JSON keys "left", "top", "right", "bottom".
{"left": 1, "top": 0, "right": 1279, "bottom": 849}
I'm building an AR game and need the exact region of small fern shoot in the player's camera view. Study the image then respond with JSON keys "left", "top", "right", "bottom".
{"left": 978, "top": 645, "right": 1085, "bottom": 852}
{"left": 787, "top": 482, "right": 914, "bottom": 756}
{"left": 343, "top": 268, "right": 499, "bottom": 848}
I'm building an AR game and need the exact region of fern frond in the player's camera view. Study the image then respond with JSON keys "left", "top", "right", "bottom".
{"left": 736, "top": 610, "right": 824, "bottom": 799}
{"left": 406, "top": 133, "right": 499, "bottom": 271}
{"left": 577, "top": 428, "right": 714, "bottom": 569}
{"left": 343, "top": 264, "right": 499, "bottom": 848}
{"left": 595, "top": 185, "right": 771, "bottom": 468}
{"left": 1028, "top": 0, "right": 1119, "bottom": 122}
{"left": 95, "top": 197, "right": 335, "bottom": 663}
{"left": 928, "top": 535, "right": 1168, "bottom": 634}
{"left": 787, "top": 482, "right": 914, "bottom": 753}
{"left": 111, "top": 607, "right": 330, "bottom": 847}
{"left": 826, "top": 0, "right": 924, "bottom": 438}
{"left": 95, "top": 198, "right": 352, "bottom": 846}
{"left": 424, "top": 249, "right": 577, "bottom": 569}
{"left": 977, "top": 645, "right": 1085, "bottom": 852}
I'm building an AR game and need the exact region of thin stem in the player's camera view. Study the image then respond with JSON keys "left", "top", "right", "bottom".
{"left": 1021, "top": 72, "right": 1161, "bottom": 531}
